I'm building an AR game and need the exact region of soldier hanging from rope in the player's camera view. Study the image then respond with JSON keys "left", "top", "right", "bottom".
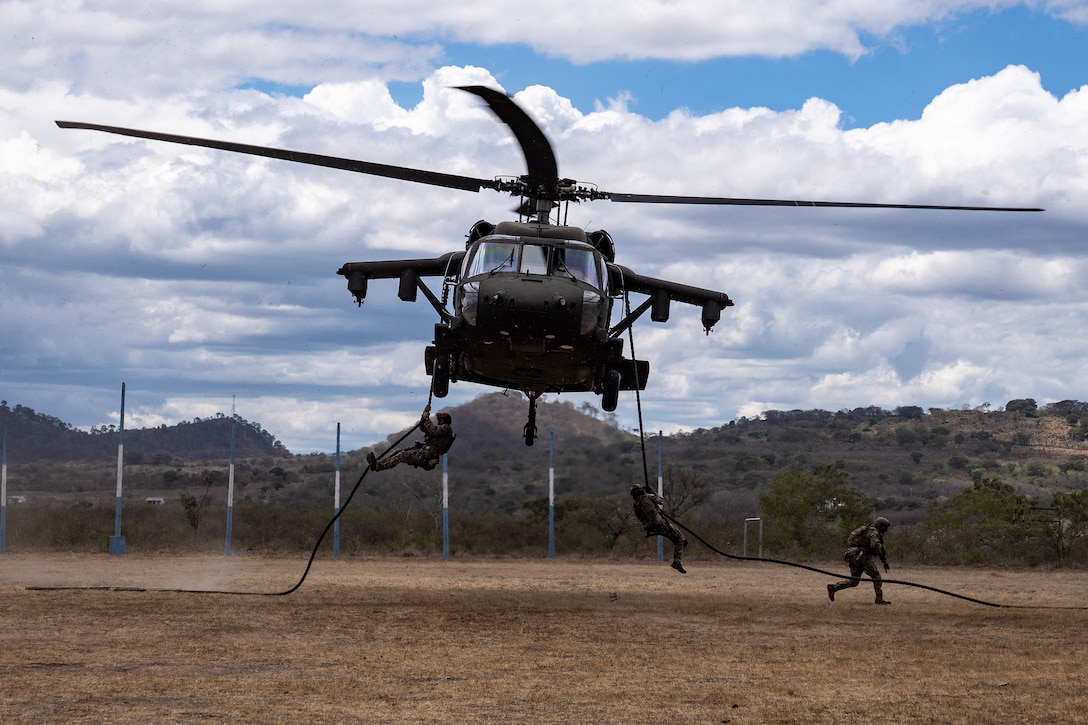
{"left": 367, "top": 405, "right": 456, "bottom": 472}
{"left": 631, "top": 484, "right": 688, "bottom": 574}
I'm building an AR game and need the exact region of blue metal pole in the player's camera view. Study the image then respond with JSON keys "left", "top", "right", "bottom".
{"left": 1, "top": 423, "right": 7, "bottom": 553}
{"left": 657, "top": 431, "right": 664, "bottom": 563}
{"left": 334, "top": 423, "right": 341, "bottom": 557}
{"left": 442, "top": 453, "right": 449, "bottom": 559}
{"left": 225, "top": 418, "right": 236, "bottom": 556}
{"left": 548, "top": 429, "right": 555, "bottom": 559}
{"left": 109, "top": 383, "right": 126, "bottom": 555}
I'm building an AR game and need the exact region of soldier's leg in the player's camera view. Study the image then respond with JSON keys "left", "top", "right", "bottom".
{"left": 399, "top": 449, "right": 431, "bottom": 469}
{"left": 864, "top": 559, "right": 887, "bottom": 603}
{"left": 830, "top": 558, "right": 864, "bottom": 594}
{"left": 665, "top": 523, "right": 686, "bottom": 556}
{"left": 372, "top": 448, "right": 408, "bottom": 471}
{"left": 668, "top": 534, "right": 687, "bottom": 573}
{"left": 658, "top": 521, "right": 685, "bottom": 572}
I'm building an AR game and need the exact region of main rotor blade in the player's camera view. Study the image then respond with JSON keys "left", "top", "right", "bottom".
{"left": 55, "top": 120, "right": 498, "bottom": 194}
{"left": 605, "top": 192, "right": 1043, "bottom": 212}
{"left": 456, "top": 85, "right": 559, "bottom": 198}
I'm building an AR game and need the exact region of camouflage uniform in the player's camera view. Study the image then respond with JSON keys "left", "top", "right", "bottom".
{"left": 828, "top": 520, "right": 890, "bottom": 604}
{"left": 631, "top": 485, "right": 688, "bottom": 573}
{"left": 370, "top": 412, "right": 455, "bottom": 472}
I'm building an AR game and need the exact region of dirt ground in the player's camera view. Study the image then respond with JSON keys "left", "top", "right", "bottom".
{"left": 1, "top": 553, "right": 1086, "bottom": 724}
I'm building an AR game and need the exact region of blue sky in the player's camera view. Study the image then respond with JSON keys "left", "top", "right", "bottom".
{"left": 2, "top": 1, "right": 1088, "bottom": 454}
{"left": 397, "top": 6, "right": 1088, "bottom": 127}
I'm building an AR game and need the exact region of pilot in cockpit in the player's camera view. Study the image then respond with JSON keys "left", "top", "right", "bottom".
{"left": 555, "top": 247, "right": 597, "bottom": 286}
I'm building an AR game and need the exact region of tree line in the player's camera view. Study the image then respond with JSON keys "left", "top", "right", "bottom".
{"left": 5, "top": 460, "right": 1087, "bottom": 568}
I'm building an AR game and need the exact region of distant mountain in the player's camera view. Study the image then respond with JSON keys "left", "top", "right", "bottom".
{"left": 0, "top": 393, "right": 628, "bottom": 465}
{"left": 357, "top": 392, "right": 640, "bottom": 511}
{"left": 0, "top": 402, "right": 285, "bottom": 462}
{"left": 8, "top": 395, "right": 1088, "bottom": 517}
{"left": 6, "top": 395, "right": 1088, "bottom": 519}
{"left": 372, "top": 392, "right": 634, "bottom": 456}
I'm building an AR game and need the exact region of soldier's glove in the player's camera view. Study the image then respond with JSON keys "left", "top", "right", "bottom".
{"left": 883, "top": 563, "right": 890, "bottom": 573}
{"left": 423, "top": 404, "right": 431, "bottom": 417}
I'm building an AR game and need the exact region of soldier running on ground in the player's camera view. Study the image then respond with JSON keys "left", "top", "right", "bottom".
{"left": 827, "top": 517, "right": 892, "bottom": 605}
{"left": 367, "top": 405, "right": 455, "bottom": 472}
{"left": 631, "top": 484, "right": 688, "bottom": 574}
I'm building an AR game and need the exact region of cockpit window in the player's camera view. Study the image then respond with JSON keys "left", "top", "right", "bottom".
{"left": 519, "top": 244, "right": 549, "bottom": 275}
{"left": 555, "top": 248, "right": 599, "bottom": 287}
{"left": 463, "top": 238, "right": 604, "bottom": 291}
{"left": 466, "top": 241, "right": 517, "bottom": 277}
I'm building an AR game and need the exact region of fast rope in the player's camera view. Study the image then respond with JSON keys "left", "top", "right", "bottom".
{"left": 660, "top": 509, "right": 1088, "bottom": 611}
{"left": 614, "top": 284, "right": 1082, "bottom": 611}
{"left": 263, "top": 385, "right": 436, "bottom": 597}
{"left": 28, "top": 387, "right": 437, "bottom": 597}
{"left": 623, "top": 288, "right": 651, "bottom": 489}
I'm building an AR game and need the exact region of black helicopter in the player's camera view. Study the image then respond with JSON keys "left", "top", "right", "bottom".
{"left": 57, "top": 85, "right": 1041, "bottom": 445}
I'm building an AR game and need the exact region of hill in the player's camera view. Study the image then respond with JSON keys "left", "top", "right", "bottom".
{"left": 352, "top": 392, "right": 639, "bottom": 512}
{"left": 373, "top": 392, "right": 633, "bottom": 457}
{"left": 4, "top": 395, "right": 1088, "bottom": 521}
{"left": 0, "top": 401, "right": 285, "bottom": 462}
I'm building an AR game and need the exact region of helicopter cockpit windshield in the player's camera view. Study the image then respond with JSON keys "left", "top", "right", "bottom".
{"left": 468, "top": 240, "right": 517, "bottom": 275}
{"left": 459, "top": 237, "right": 607, "bottom": 332}
{"left": 553, "top": 247, "right": 598, "bottom": 286}
{"left": 519, "top": 244, "right": 548, "bottom": 275}
{"left": 464, "top": 237, "right": 603, "bottom": 290}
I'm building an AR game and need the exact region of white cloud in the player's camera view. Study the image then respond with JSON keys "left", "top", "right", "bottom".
{"left": 2, "top": 5, "right": 1087, "bottom": 451}
{"left": 8, "top": 1, "right": 1087, "bottom": 105}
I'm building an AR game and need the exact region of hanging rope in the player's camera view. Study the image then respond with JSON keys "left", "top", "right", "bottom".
{"left": 263, "top": 398, "right": 432, "bottom": 597}
{"left": 28, "top": 386, "right": 438, "bottom": 597}
{"left": 609, "top": 292, "right": 1080, "bottom": 611}
{"left": 30, "top": 372, "right": 1084, "bottom": 611}
{"left": 659, "top": 510, "right": 1088, "bottom": 611}
{"left": 623, "top": 289, "right": 651, "bottom": 489}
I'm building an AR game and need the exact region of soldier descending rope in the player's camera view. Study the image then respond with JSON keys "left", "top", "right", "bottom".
{"left": 631, "top": 484, "right": 688, "bottom": 574}
{"left": 367, "top": 405, "right": 456, "bottom": 472}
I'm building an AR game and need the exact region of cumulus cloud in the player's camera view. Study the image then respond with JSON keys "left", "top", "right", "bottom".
{"left": 8, "top": 1, "right": 1087, "bottom": 102}
{"left": 1, "top": 5, "right": 1087, "bottom": 451}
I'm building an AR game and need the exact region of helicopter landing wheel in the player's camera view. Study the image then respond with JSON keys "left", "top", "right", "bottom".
{"left": 601, "top": 369, "right": 621, "bottom": 412}
{"left": 432, "top": 354, "right": 450, "bottom": 398}
{"left": 523, "top": 395, "right": 538, "bottom": 446}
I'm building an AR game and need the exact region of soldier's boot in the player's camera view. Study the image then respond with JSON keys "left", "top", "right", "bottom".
{"left": 827, "top": 584, "right": 836, "bottom": 602}
{"left": 671, "top": 559, "right": 686, "bottom": 574}
{"left": 368, "top": 452, "right": 394, "bottom": 472}
{"left": 875, "top": 599, "right": 891, "bottom": 605}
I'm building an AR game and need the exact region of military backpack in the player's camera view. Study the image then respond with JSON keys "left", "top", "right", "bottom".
{"left": 846, "top": 525, "right": 870, "bottom": 548}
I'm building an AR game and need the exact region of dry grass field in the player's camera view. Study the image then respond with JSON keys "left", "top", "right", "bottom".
{"left": 1, "top": 553, "right": 1086, "bottom": 724}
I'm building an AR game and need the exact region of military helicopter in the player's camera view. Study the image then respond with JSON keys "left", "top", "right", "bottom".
{"left": 57, "top": 86, "right": 1042, "bottom": 445}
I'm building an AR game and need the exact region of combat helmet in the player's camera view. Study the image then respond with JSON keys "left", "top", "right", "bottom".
{"left": 874, "top": 516, "right": 891, "bottom": 531}
{"left": 436, "top": 412, "right": 452, "bottom": 424}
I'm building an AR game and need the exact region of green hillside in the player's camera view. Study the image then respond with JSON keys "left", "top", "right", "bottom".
{"left": 0, "top": 401, "right": 285, "bottom": 462}
{"left": 3, "top": 393, "right": 1088, "bottom": 564}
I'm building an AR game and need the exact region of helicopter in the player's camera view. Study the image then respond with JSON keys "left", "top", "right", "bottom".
{"left": 57, "top": 85, "right": 1042, "bottom": 446}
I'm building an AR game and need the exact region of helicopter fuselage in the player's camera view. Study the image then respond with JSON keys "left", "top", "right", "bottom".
{"left": 443, "top": 223, "right": 618, "bottom": 396}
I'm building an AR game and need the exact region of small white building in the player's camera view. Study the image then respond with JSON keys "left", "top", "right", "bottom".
{"left": 145, "top": 497, "right": 165, "bottom": 505}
